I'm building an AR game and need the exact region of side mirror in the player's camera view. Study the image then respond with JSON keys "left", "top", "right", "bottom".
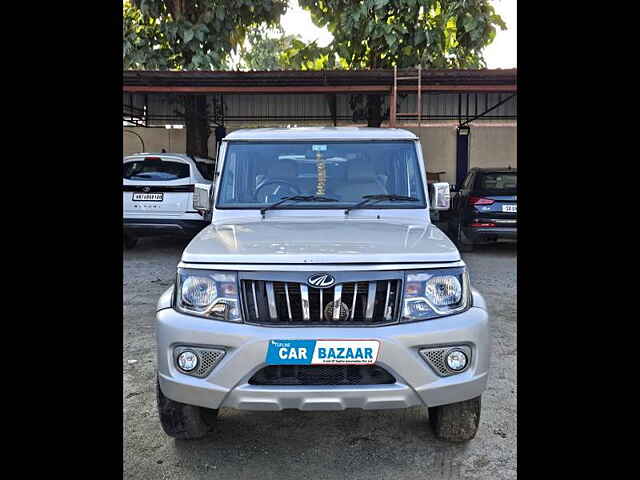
{"left": 193, "top": 183, "right": 212, "bottom": 212}
{"left": 430, "top": 182, "right": 451, "bottom": 210}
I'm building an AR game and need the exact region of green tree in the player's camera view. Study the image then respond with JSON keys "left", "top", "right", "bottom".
{"left": 297, "top": 0, "right": 507, "bottom": 126}
{"left": 278, "top": 38, "right": 346, "bottom": 70}
{"left": 239, "top": 26, "right": 301, "bottom": 70}
{"left": 123, "top": 0, "right": 288, "bottom": 156}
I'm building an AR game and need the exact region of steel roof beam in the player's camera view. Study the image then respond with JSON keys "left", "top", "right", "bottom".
{"left": 123, "top": 84, "right": 516, "bottom": 94}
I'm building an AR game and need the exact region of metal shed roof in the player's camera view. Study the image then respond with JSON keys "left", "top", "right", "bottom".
{"left": 123, "top": 69, "right": 517, "bottom": 127}
{"left": 123, "top": 68, "right": 516, "bottom": 93}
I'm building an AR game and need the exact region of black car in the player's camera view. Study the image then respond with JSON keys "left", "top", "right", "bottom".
{"left": 447, "top": 167, "right": 517, "bottom": 251}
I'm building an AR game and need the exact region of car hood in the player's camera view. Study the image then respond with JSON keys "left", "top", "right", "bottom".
{"left": 181, "top": 215, "right": 460, "bottom": 264}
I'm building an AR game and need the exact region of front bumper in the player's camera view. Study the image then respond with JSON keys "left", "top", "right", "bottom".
{"left": 156, "top": 291, "right": 490, "bottom": 411}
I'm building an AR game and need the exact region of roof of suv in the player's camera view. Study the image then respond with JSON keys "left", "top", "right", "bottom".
{"left": 224, "top": 127, "right": 418, "bottom": 141}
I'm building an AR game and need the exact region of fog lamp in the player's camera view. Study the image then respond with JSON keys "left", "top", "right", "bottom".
{"left": 177, "top": 350, "right": 199, "bottom": 372}
{"left": 446, "top": 350, "right": 468, "bottom": 371}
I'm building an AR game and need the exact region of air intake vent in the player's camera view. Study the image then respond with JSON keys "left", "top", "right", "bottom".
{"left": 249, "top": 365, "right": 396, "bottom": 386}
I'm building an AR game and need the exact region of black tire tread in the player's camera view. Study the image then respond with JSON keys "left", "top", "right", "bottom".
{"left": 455, "top": 221, "right": 474, "bottom": 252}
{"left": 156, "top": 378, "right": 216, "bottom": 440}
{"left": 429, "top": 396, "right": 481, "bottom": 442}
{"left": 124, "top": 234, "right": 138, "bottom": 250}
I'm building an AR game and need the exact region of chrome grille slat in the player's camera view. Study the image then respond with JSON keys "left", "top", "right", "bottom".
{"left": 333, "top": 285, "right": 343, "bottom": 321}
{"left": 241, "top": 278, "right": 400, "bottom": 325}
{"left": 350, "top": 283, "right": 357, "bottom": 320}
{"left": 265, "top": 282, "right": 278, "bottom": 320}
{"left": 384, "top": 281, "right": 391, "bottom": 320}
{"left": 284, "top": 283, "right": 293, "bottom": 320}
{"left": 366, "top": 282, "right": 377, "bottom": 320}
{"left": 300, "top": 285, "right": 310, "bottom": 321}
{"left": 251, "top": 281, "right": 259, "bottom": 319}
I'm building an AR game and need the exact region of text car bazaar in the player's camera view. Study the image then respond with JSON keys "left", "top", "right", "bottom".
{"left": 273, "top": 341, "right": 375, "bottom": 361}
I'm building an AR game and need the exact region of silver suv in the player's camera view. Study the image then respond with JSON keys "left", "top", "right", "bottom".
{"left": 155, "top": 127, "right": 489, "bottom": 442}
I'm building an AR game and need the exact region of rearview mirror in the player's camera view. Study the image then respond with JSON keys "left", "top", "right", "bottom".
{"left": 193, "top": 183, "right": 212, "bottom": 212}
{"left": 430, "top": 182, "right": 451, "bottom": 210}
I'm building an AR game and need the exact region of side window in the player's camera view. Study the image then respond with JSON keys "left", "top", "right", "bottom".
{"left": 195, "top": 161, "right": 213, "bottom": 181}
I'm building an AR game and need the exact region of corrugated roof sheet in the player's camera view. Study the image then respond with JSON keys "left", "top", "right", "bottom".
{"left": 123, "top": 68, "right": 516, "bottom": 90}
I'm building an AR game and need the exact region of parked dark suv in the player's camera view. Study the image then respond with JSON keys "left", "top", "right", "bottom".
{"left": 448, "top": 167, "right": 517, "bottom": 251}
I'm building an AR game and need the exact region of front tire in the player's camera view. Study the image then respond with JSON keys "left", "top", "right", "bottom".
{"left": 455, "top": 222, "right": 474, "bottom": 252}
{"left": 156, "top": 378, "right": 217, "bottom": 440}
{"left": 429, "top": 396, "right": 481, "bottom": 442}
{"left": 124, "top": 233, "right": 138, "bottom": 250}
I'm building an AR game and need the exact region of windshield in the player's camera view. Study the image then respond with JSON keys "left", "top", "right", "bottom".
{"left": 123, "top": 159, "right": 190, "bottom": 181}
{"left": 216, "top": 141, "right": 426, "bottom": 209}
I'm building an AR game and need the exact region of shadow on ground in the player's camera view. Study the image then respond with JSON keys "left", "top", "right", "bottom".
{"left": 167, "top": 408, "right": 470, "bottom": 480}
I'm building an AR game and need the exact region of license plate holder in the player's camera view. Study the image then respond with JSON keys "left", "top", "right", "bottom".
{"left": 132, "top": 192, "right": 163, "bottom": 202}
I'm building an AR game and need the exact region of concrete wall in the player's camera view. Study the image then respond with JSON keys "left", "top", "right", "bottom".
{"left": 124, "top": 127, "right": 220, "bottom": 159}
{"left": 468, "top": 124, "right": 517, "bottom": 170}
{"left": 124, "top": 128, "right": 186, "bottom": 156}
{"left": 400, "top": 123, "right": 516, "bottom": 184}
{"left": 123, "top": 123, "right": 516, "bottom": 184}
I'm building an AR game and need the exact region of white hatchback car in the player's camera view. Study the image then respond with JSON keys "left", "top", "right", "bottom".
{"left": 123, "top": 153, "right": 213, "bottom": 249}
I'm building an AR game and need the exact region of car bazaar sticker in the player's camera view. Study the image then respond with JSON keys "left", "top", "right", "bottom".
{"left": 266, "top": 340, "right": 380, "bottom": 365}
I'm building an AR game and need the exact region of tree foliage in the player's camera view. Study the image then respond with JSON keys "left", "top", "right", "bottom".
{"left": 124, "top": 0, "right": 288, "bottom": 70}
{"left": 298, "top": 0, "right": 506, "bottom": 69}
{"left": 123, "top": 0, "right": 288, "bottom": 156}
{"left": 279, "top": 38, "right": 347, "bottom": 70}
{"left": 294, "top": 0, "right": 506, "bottom": 125}
{"left": 239, "top": 26, "right": 301, "bottom": 71}
{"left": 238, "top": 26, "right": 347, "bottom": 71}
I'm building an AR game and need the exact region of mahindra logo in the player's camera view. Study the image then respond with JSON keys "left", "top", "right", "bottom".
{"left": 142, "top": 186, "right": 151, "bottom": 193}
{"left": 307, "top": 273, "right": 336, "bottom": 288}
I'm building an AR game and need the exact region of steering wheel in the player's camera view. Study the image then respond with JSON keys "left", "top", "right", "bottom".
{"left": 254, "top": 180, "right": 301, "bottom": 203}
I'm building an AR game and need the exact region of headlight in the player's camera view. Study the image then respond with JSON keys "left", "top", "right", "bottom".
{"left": 425, "top": 275, "right": 462, "bottom": 306}
{"left": 175, "top": 268, "right": 241, "bottom": 322}
{"left": 401, "top": 267, "right": 470, "bottom": 322}
{"left": 181, "top": 276, "right": 218, "bottom": 307}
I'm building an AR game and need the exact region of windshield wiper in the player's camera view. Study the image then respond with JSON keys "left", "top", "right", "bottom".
{"left": 260, "top": 195, "right": 339, "bottom": 217}
{"left": 344, "top": 194, "right": 419, "bottom": 215}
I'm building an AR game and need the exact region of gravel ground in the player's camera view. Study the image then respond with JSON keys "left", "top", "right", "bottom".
{"left": 124, "top": 235, "right": 516, "bottom": 480}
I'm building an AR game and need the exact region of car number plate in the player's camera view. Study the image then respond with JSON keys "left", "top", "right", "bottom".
{"left": 502, "top": 204, "right": 517, "bottom": 213}
{"left": 132, "top": 193, "right": 163, "bottom": 201}
{"left": 266, "top": 340, "right": 380, "bottom": 365}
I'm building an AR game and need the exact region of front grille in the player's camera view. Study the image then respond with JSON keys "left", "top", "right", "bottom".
{"left": 249, "top": 365, "right": 396, "bottom": 385}
{"left": 241, "top": 279, "right": 402, "bottom": 326}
